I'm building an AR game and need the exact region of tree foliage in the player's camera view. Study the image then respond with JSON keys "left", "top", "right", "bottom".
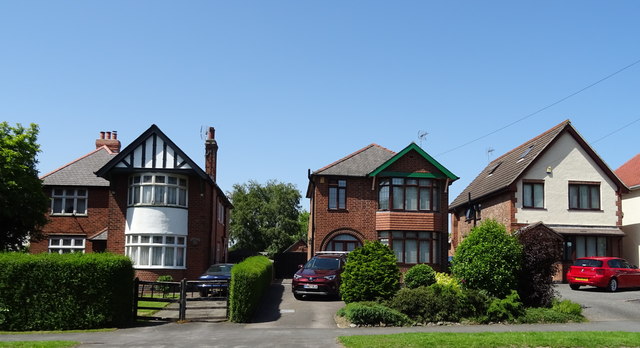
{"left": 517, "top": 227, "right": 563, "bottom": 307}
{"left": 404, "top": 264, "right": 436, "bottom": 289}
{"left": 228, "top": 180, "right": 302, "bottom": 256}
{"left": 340, "top": 241, "right": 400, "bottom": 303}
{"left": 0, "top": 122, "right": 48, "bottom": 251}
{"left": 451, "top": 219, "right": 522, "bottom": 298}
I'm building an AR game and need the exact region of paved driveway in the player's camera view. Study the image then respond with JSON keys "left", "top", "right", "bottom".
{"left": 556, "top": 283, "right": 640, "bottom": 321}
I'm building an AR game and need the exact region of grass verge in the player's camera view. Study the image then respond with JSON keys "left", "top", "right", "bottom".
{"left": 137, "top": 300, "right": 171, "bottom": 316}
{"left": 0, "top": 341, "right": 79, "bottom": 348}
{"left": 339, "top": 331, "right": 640, "bottom": 348}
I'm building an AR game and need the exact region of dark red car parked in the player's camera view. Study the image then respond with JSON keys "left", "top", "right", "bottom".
{"left": 292, "top": 253, "right": 347, "bottom": 300}
{"left": 566, "top": 257, "right": 640, "bottom": 292}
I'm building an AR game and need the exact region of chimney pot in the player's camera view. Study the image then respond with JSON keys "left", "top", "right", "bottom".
{"left": 208, "top": 127, "right": 215, "bottom": 140}
{"left": 106, "top": 131, "right": 112, "bottom": 139}
{"left": 112, "top": 131, "right": 117, "bottom": 140}
{"left": 100, "top": 131, "right": 105, "bottom": 139}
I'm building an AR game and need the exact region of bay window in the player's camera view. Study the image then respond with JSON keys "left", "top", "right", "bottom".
{"left": 378, "top": 178, "right": 439, "bottom": 211}
{"left": 378, "top": 231, "right": 440, "bottom": 264}
{"left": 128, "top": 174, "right": 188, "bottom": 207}
{"left": 125, "top": 234, "right": 186, "bottom": 268}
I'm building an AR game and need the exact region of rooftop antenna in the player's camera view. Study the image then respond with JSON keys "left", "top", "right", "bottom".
{"left": 200, "top": 125, "right": 209, "bottom": 140}
{"left": 417, "top": 130, "right": 429, "bottom": 147}
{"left": 487, "top": 147, "right": 495, "bottom": 163}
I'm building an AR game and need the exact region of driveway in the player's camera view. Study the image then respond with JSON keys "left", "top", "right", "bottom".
{"left": 556, "top": 283, "right": 640, "bottom": 321}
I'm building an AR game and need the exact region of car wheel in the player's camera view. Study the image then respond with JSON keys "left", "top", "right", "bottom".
{"left": 569, "top": 284, "right": 580, "bottom": 290}
{"left": 607, "top": 278, "right": 618, "bottom": 292}
{"left": 293, "top": 293, "right": 304, "bottom": 300}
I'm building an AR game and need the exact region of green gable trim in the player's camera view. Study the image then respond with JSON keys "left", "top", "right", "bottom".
{"left": 369, "top": 143, "right": 459, "bottom": 181}
{"left": 376, "top": 171, "right": 446, "bottom": 179}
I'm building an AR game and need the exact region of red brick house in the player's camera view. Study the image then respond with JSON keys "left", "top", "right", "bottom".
{"left": 35, "top": 125, "right": 231, "bottom": 281}
{"left": 449, "top": 120, "right": 627, "bottom": 278}
{"left": 306, "top": 142, "right": 458, "bottom": 271}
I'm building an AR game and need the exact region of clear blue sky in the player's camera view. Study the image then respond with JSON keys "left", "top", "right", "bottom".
{"left": 3, "top": 1, "right": 640, "bottom": 208}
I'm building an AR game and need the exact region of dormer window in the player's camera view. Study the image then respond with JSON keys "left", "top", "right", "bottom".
{"left": 128, "top": 174, "right": 188, "bottom": 208}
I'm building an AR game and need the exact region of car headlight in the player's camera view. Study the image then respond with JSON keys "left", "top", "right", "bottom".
{"left": 323, "top": 275, "right": 336, "bottom": 280}
{"left": 293, "top": 274, "right": 302, "bottom": 280}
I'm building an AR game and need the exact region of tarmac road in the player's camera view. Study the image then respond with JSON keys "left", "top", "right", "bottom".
{"left": 2, "top": 281, "right": 640, "bottom": 347}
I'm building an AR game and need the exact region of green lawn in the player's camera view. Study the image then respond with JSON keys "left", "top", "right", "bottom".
{"left": 0, "top": 342, "right": 78, "bottom": 348}
{"left": 137, "top": 300, "right": 171, "bottom": 316}
{"left": 339, "top": 331, "right": 640, "bottom": 348}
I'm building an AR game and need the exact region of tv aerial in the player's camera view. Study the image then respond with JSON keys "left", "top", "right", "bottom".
{"left": 417, "top": 130, "right": 428, "bottom": 147}
{"left": 487, "top": 147, "right": 495, "bottom": 163}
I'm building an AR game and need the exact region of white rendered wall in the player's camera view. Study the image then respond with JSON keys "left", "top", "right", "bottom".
{"left": 621, "top": 188, "right": 640, "bottom": 266}
{"left": 515, "top": 132, "right": 619, "bottom": 226}
{"left": 125, "top": 206, "right": 188, "bottom": 235}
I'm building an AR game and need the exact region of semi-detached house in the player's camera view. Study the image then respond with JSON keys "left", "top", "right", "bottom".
{"left": 34, "top": 125, "right": 231, "bottom": 281}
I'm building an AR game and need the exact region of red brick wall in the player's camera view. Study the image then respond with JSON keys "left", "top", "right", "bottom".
{"left": 450, "top": 191, "right": 514, "bottom": 252}
{"left": 385, "top": 149, "right": 442, "bottom": 174}
{"left": 376, "top": 211, "right": 441, "bottom": 231}
{"left": 32, "top": 186, "right": 111, "bottom": 254}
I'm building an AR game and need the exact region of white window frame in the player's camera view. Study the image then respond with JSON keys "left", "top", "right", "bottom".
{"left": 51, "top": 188, "right": 88, "bottom": 216}
{"left": 125, "top": 234, "right": 187, "bottom": 269}
{"left": 49, "top": 236, "right": 85, "bottom": 254}
{"left": 128, "top": 173, "right": 188, "bottom": 208}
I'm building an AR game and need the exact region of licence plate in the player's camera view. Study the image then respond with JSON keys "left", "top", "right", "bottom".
{"left": 575, "top": 277, "right": 588, "bottom": 281}
{"left": 303, "top": 284, "right": 318, "bottom": 289}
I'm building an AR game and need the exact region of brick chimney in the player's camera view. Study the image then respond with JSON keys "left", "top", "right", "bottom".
{"left": 205, "top": 127, "right": 218, "bottom": 181}
{"left": 95, "top": 130, "right": 121, "bottom": 153}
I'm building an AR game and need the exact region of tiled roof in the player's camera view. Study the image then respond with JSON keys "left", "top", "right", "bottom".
{"left": 450, "top": 120, "right": 571, "bottom": 209}
{"left": 313, "top": 144, "right": 396, "bottom": 176}
{"left": 40, "top": 146, "right": 116, "bottom": 187}
{"left": 615, "top": 153, "right": 640, "bottom": 189}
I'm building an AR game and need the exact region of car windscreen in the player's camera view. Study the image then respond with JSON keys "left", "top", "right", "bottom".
{"left": 207, "top": 265, "right": 233, "bottom": 274}
{"left": 573, "top": 259, "right": 602, "bottom": 267}
{"left": 304, "top": 257, "right": 340, "bottom": 270}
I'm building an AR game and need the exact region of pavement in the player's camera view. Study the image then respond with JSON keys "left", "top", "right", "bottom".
{"left": 2, "top": 281, "right": 640, "bottom": 347}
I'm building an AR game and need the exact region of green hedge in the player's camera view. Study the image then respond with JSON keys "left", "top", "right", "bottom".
{"left": 0, "top": 252, "right": 134, "bottom": 331}
{"left": 228, "top": 255, "right": 272, "bottom": 322}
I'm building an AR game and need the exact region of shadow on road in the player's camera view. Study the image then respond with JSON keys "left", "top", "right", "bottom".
{"left": 250, "top": 279, "right": 285, "bottom": 323}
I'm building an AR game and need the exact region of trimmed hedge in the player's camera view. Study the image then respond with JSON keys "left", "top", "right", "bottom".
{"left": 228, "top": 255, "right": 272, "bottom": 322}
{"left": 404, "top": 264, "right": 436, "bottom": 289}
{"left": 340, "top": 241, "right": 400, "bottom": 303}
{"left": 0, "top": 252, "right": 134, "bottom": 331}
{"left": 337, "top": 302, "right": 411, "bottom": 327}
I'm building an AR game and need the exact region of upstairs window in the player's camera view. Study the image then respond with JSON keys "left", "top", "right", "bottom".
{"left": 522, "top": 182, "right": 544, "bottom": 208}
{"left": 128, "top": 174, "right": 188, "bottom": 208}
{"left": 569, "top": 183, "right": 600, "bottom": 210}
{"left": 328, "top": 179, "right": 346, "bottom": 210}
{"left": 378, "top": 178, "right": 439, "bottom": 212}
{"left": 51, "top": 188, "right": 88, "bottom": 215}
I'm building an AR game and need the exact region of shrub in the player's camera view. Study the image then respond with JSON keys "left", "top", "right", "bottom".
{"left": 228, "top": 255, "right": 272, "bottom": 323}
{"left": 517, "top": 226, "right": 563, "bottom": 307}
{"left": 552, "top": 299, "right": 583, "bottom": 317}
{"left": 0, "top": 252, "right": 134, "bottom": 331}
{"left": 462, "top": 288, "right": 491, "bottom": 320}
{"left": 155, "top": 275, "right": 174, "bottom": 297}
{"left": 340, "top": 241, "right": 400, "bottom": 303}
{"left": 389, "top": 283, "right": 470, "bottom": 323}
{"left": 451, "top": 219, "right": 523, "bottom": 298}
{"left": 486, "top": 290, "right": 524, "bottom": 323}
{"left": 404, "top": 264, "right": 436, "bottom": 289}
{"left": 435, "top": 272, "right": 461, "bottom": 291}
{"left": 338, "top": 302, "right": 411, "bottom": 326}
{"left": 517, "top": 307, "right": 585, "bottom": 324}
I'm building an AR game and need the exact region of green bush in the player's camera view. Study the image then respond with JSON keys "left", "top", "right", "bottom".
{"left": 228, "top": 255, "right": 272, "bottom": 322}
{"left": 155, "top": 275, "right": 174, "bottom": 297}
{"left": 404, "top": 264, "right": 436, "bottom": 289}
{"left": 389, "top": 283, "right": 471, "bottom": 323}
{"left": 552, "top": 299, "right": 583, "bottom": 316}
{"left": 0, "top": 252, "right": 134, "bottom": 331}
{"left": 340, "top": 241, "right": 400, "bottom": 303}
{"left": 338, "top": 302, "right": 411, "bottom": 326}
{"left": 451, "top": 219, "right": 523, "bottom": 298}
{"left": 486, "top": 290, "right": 524, "bottom": 323}
{"left": 435, "top": 272, "right": 461, "bottom": 290}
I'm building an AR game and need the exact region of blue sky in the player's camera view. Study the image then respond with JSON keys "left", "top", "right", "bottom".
{"left": 3, "top": 1, "right": 640, "bottom": 208}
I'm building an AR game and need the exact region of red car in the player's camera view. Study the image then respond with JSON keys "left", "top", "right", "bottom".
{"left": 292, "top": 253, "right": 347, "bottom": 300}
{"left": 566, "top": 257, "right": 640, "bottom": 292}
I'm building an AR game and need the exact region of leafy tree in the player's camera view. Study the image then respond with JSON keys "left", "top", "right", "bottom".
{"left": 451, "top": 219, "right": 522, "bottom": 298}
{"left": 517, "top": 227, "right": 563, "bottom": 307}
{"left": 0, "top": 122, "right": 48, "bottom": 251}
{"left": 340, "top": 241, "right": 400, "bottom": 303}
{"left": 228, "top": 180, "right": 302, "bottom": 257}
{"left": 298, "top": 210, "right": 309, "bottom": 242}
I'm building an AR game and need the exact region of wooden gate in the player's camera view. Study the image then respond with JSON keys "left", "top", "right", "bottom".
{"left": 133, "top": 278, "right": 229, "bottom": 322}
